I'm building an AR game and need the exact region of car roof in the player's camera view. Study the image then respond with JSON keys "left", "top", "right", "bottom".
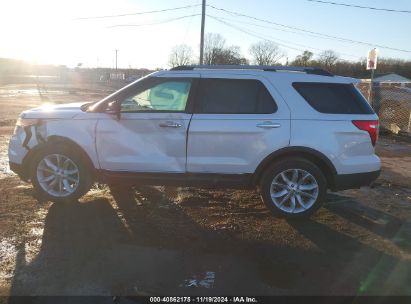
{"left": 154, "top": 66, "right": 357, "bottom": 84}
{"left": 171, "top": 65, "right": 333, "bottom": 76}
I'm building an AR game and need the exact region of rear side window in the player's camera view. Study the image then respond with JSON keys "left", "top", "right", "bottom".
{"left": 195, "top": 78, "right": 277, "bottom": 114}
{"left": 292, "top": 82, "right": 374, "bottom": 114}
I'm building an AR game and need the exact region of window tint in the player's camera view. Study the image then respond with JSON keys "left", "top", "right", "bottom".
{"left": 293, "top": 82, "right": 374, "bottom": 114}
{"left": 195, "top": 78, "right": 277, "bottom": 114}
{"left": 121, "top": 80, "right": 191, "bottom": 112}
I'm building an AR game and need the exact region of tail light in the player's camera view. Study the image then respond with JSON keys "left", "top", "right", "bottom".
{"left": 352, "top": 120, "right": 379, "bottom": 146}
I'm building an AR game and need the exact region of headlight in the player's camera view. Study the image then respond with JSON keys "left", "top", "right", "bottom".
{"left": 16, "top": 117, "right": 40, "bottom": 127}
{"left": 14, "top": 117, "right": 40, "bottom": 135}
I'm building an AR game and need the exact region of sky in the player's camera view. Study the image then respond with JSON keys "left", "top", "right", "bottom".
{"left": 0, "top": 0, "right": 410, "bottom": 69}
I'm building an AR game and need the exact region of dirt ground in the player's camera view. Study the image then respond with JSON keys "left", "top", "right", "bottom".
{"left": 0, "top": 83, "right": 410, "bottom": 296}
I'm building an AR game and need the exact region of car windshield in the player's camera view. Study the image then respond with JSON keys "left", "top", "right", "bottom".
{"left": 87, "top": 75, "right": 153, "bottom": 112}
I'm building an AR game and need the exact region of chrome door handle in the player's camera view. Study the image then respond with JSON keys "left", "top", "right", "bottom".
{"left": 256, "top": 122, "right": 281, "bottom": 128}
{"left": 159, "top": 121, "right": 182, "bottom": 128}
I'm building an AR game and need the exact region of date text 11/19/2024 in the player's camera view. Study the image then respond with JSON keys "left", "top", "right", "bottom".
{"left": 149, "top": 297, "right": 258, "bottom": 303}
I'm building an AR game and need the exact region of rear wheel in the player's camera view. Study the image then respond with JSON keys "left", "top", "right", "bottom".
{"left": 260, "top": 158, "right": 327, "bottom": 218}
{"left": 31, "top": 145, "right": 92, "bottom": 202}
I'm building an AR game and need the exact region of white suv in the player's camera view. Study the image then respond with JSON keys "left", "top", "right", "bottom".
{"left": 8, "top": 65, "right": 381, "bottom": 218}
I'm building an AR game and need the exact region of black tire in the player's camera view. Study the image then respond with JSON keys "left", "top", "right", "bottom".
{"left": 259, "top": 157, "right": 327, "bottom": 219}
{"left": 30, "top": 144, "right": 93, "bottom": 202}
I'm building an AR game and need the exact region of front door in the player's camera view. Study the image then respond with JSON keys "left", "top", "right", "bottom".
{"left": 96, "top": 76, "right": 197, "bottom": 172}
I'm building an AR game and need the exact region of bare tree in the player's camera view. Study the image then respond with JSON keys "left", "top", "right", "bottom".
{"left": 249, "top": 41, "right": 284, "bottom": 65}
{"left": 292, "top": 50, "right": 314, "bottom": 66}
{"left": 317, "top": 50, "right": 339, "bottom": 68}
{"left": 203, "top": 33, "right": 248, "bottom": 65}
{"left": 204, "top": 33, "right": 226, "bottom": 65}
{"left": 168, "top": 44, "right": 194, "bottom": 67}
{"left": 213, "top": 46, "right": 249, "bottom": 65}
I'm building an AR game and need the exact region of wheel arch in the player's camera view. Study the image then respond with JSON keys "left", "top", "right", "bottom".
{"left": 22, "top": 135, "right": 96, "bottom": 180}
{"left": 253, "top": 146, "right": 337, "bottom": 188}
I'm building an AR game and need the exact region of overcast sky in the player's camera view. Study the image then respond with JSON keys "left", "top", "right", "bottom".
{"left": 1, "top": 0, "right": 410, "bottom": 69}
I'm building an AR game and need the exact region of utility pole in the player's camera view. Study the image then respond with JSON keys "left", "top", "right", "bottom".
{"left": 115, "top": 49, "right": 118, "bottom": 70}
{"left": 199, "top": 0, "right": 206, "bottom": 64}
{"left": 366, "top": 48, "right": 378, "bottom": 108}
{"left": 369, "top": 68, "right": 375, "bottom": 106}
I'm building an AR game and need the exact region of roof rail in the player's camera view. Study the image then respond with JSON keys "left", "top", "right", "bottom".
{"left": 170, "top": 65, "right": 333, "bottom": 76}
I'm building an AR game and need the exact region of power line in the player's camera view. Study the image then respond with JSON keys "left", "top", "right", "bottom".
{"left": 208, "top": 15, "right": 307, "bottom": 53}
{"left": 206, "top": 14, "right": 320, "bottom": 38}
{"left": 208, "top": 15, "right": 304, "bottom": 51}
{"left": 212, "top": 13, "right": 364, "bottom": 54}
{"left": 207, "top": 4, "right": 411, "bottom": 53}
{"left": 208, "top": 4, "right": 411, "bottom": 53}
{"left": 107, "top": 14, "right": 200, "bottom": 28}
{"left": 305, "top": 0, "right": 411, "bottom": 14}
{"left": 206, "top": 13, "right": 369, "bottom": 55}
{"left": 182, "top": 0, "right": 201, "bottom": 43}
{"left": 208, "top": 14, "right": 361, "bottom": 60}
{"left": 73, "top": 4, "right": 201, "bottom": 20}
{"left": 209, "top": 15, "right": 363, "bottom": 61}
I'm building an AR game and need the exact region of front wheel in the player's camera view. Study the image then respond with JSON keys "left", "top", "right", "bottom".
{"left": 260, "top": 158, "right": 327, "bottom": 219}
{"left": 31, "top": 145, "right": 92, "bottom": 202}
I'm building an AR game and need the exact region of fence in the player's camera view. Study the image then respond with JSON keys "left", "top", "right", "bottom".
{"left": 357, "top": 82, "right": 411, "bottom": 135}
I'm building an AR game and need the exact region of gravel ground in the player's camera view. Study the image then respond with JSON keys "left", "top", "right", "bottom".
{"left": 0, "top": 84, "right": 410, "bottom": 296}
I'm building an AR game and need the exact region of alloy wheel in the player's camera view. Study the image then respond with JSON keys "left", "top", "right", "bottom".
{"left": 36, "top": 154, "right": 80, "bottom": 197}
{"left": 270, "top": 168, "right": 319, "bottom": 214}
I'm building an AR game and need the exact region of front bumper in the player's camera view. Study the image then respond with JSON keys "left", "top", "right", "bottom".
{"left": 331, "top": 170, "right": 381, "bottom": 191}
{"left": 8, "top": 131, "right": 29, "bottom": 165}
{"left": 8, "top": 126, "right": 37, "bottom": 181}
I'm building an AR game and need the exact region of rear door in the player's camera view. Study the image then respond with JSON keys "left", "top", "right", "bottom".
{"left": 187, "top": 74, "right": 290, "bottom": 174}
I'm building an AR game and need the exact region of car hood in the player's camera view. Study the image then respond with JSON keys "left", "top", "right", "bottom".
{"left": 20, "top": 102, "right": 89, "bottom": 119}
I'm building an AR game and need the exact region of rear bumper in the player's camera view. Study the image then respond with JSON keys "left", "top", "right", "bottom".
{"left": 331, "top": 170, "right": 381, "bottom": 191}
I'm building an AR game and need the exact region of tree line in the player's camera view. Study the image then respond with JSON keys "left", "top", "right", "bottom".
{"left": 169, "top": 33, "right": 411, "bottom": 79}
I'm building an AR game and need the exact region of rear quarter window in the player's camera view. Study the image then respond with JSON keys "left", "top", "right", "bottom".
{"left": 292, "top": 82, "right": 374, "bottom": 114}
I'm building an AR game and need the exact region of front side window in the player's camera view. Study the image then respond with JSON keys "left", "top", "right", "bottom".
{"left": 195, "top": 78, "right": 278, "bottom": 114}
{"left": 121, "top": 80, "right": 192, "bottom": 112}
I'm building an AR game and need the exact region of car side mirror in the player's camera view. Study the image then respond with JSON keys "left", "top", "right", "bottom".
{"left": 105, "top": 101, "right": 121, "bottom": 120}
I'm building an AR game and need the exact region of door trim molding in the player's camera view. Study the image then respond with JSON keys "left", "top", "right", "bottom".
{"left": 97, "top": 170, "right": 254, "bottom": 189}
